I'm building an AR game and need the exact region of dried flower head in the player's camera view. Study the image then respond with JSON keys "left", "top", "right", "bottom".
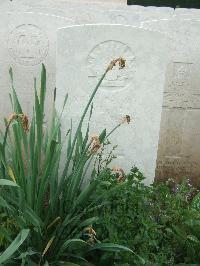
{"left": 19, "top": 114, "right": 29, "bottom": 133}
{"left": 7, "top": 113, "right": 29, "bottom": 133}
{"left": 107, "top": 57, "right": 126, "bottom": 72}
{"left": 118, "top": 57, "right": 126, "bottom": 69}
{"left": 7, "top": 113, "right": 18, "bottom": 124}
{"left": 120, "top": 115, "right": 131, "bottom": 125}
{"left": 89, "top": 135, "right": 101, "bottom": 154}
{"left": 84, "top": 226, "right": 96, "bottom": 236}
{"left": 112, "top": 166, "right": 126, "bottom": 182}
{"left": 84, "top": 226, "right": 97, "bottom": 244}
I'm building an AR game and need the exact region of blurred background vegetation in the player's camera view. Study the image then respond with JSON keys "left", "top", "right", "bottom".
{"left": 127, "top": 0, "right": 200, "bottom": 8}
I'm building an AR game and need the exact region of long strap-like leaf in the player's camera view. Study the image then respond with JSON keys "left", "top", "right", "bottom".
{"left": 0, "top": 229, "right": 30, "bottom": 264}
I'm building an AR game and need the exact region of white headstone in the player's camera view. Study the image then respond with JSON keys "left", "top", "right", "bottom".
{"left": 0, "top": 12, "right": 73, "bottom": 120}
{"left": 10, "top": 1, "right": 174, "bottom": 23}
{"left": 141, "top": 19, "right": 171, "bottom": 34}
{"left": 0, "top": 0, "right": 27, "bottom": 11}
{"left": 142, "top": 19, "right": 200, "bottom": 185}
{"left": 101, "top": 8, "right": 174, "bottom": 25}
{"left": 27, "top": 7, "right": 67, "bottom": 17}
{"left": 56, "top": 24, "right": 169, "bottom": 183}
{"left": 26, "top": 0, "right": 126, "bottom": 11}
{"left": 175, "top": 8, "right": 200, "bottom": 15}
{"left": 62, "top": 8, "right": 141, "bottom": 25}
{"left": 138, "top": 7, "right": 174, "bottom": 20}
{"left": 27, "top": 5, "right": 174, "bottom": 24}
{"left": 174, "top": 8, "right": 200, "bottom": 20}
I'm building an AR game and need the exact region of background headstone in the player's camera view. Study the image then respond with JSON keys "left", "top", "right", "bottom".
{"left": 142, "top": 18, "right": 200, "bottom": 185}
{"left": 56, "top": 24, "right": 169, "bottom": 184}
{"left": 1, "top": 1, "right": 175, "bottom": 25}
{"left": 0, "top": 12, "right": 73, "bottom": 121}
{"left": 26, "top": 5, "right": 174, "bottom": 24}
{"left": 23, "top": 0, "right": 127, "bottom": 11}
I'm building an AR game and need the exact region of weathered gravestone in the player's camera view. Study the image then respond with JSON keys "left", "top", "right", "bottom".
{"left": 175, "top": 8, "right": 200, "bottom": 15}
{"left": 142, "top": 19, "right": 200, "bottom": 185}
{"left": 21, "top": 0, "right": 174, "bottom": 22}
{"left": 126, "top": 6, "right": 174, "bottom": 20}
{"left": 56, "top": 24, "right": 169, "bottom": 184}
{"left": 174, "top": 8, "right": 200, "bottom": 20}
{"left": 5, "top": 0, "right": 175, "bottom": 25}
{"left": 0, "top": 0, "right": 27, "bottom": 11}
{"left": 0, "top": 12, "right": 73, "bottom": 121}
{"left": 71, "top": 9, "right": 141, "bottom": 25}
{"left": 26, "top": 5, "right": 174, "bottom": 24}
{"left": 26, "top": 7, "right": 141, "bottom": 25}
{"left": 25, "top": 0, "right": 126, "bottom": 11}
{"left": 1, "top": 1, "right": 137, "bottom": 25}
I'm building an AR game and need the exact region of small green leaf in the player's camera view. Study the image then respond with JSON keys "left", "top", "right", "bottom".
{"left": 187, "top": 235, "right": 199, "bottom": 243}
{"left": 99, "top": 129, "right": 106, "bottom": 143}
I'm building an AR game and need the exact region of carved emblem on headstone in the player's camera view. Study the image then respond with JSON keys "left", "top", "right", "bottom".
{"left": 171, "top": 62, "right": 192, "bottom": 88}
{"left": 7, "top": 24, "right": 49, "bottom": 66}
{"left": 87, "top": 40, "right": 135, "bottom": 91}
{"left": 163, "top": 62, "right": 193, "bottom": 108}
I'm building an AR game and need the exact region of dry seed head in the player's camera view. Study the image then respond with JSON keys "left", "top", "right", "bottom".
{"left": 120, "top": 115, "right": 131, "bottom": 125}
{"left": 84, "top": 226, "right": 96, "bottom": 236}
{"left": 84, "top": 226, "right": 97, "bottom": 244}
{"left": 90, "top": 135, "right": 101, "bottom": 154}
{"left": 112, "top": 166, "right": 126, "bottom": 182}
{"left": 91, "top": 134, "right": 99, "bottom": 142}
{"left": 19, "top": 114, "right": 29, "bottom": 133}
{"left": 7, "top": 113, "right": 18, "bottom": 124}
{"left": 112, "top": 166, "right": 125, "bottom": 175}
{"left": 107, "top": 57, "right": 126, "bottom": 72}
{"left": 119, "top": 57, "right": 126, "bottom": 69}
{"left": 7, "top": 113, "right": 29, "bottom": 133}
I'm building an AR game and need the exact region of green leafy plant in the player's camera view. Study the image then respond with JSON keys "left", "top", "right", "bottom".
{"left": 0, "top": 180, "right": 20, "bottom": 252}
{"left": 0, "top": 58, "right": 132, "bottom": 265}
{"left": 88, "top": 167, "right": 200, "bottom": 265}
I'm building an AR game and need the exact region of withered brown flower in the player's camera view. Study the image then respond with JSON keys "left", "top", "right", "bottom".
{"left": 84, "top": 226, "right": 96, "bottom": 236}
{"left": 107, "top": 57, "right": 126, "bottom": 72}
{"left": 112, "top": 166, "right": 126, "bottom": 182}
{"left": 120, "top": 115, "right": 131, "bottom": 125}
{"left": 7, "top": 113, "right": 18, "bottom": 124}
{"left": 89, "top": 135, "right": 101, "bottom": 154}
{"left": 7, "top": 113, "right": 29, "bottom": 133}
{"left": 84, "top": 226, "right": 97, "bottom": 244}
{"left": 19, "top": 114, "right": 29, "bottom": 133}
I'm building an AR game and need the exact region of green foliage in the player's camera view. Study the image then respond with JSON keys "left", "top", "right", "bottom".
{"left": 0, "top": 229, "right": 30, "bottom": 264}
{"left": 0, "top": 62, "right": 131, "bottom": 265}
{"left": 88, "top": 167, "right": 200, "bottom": 265}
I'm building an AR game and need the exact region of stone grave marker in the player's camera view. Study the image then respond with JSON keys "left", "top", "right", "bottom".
{"left": 142, "top": 19, "right": 200, "bottom": 185}
{"left": 8, "top": 1, "right": 174, "bottom": 24}
{"left": 174, "top": 8, "right": 200, "bottom": 20}
{"left": 0, "top": 12, "right": 73, "bottom": 121}
{"left": 26, "top": 0, "right": 126, "bottom": 11}
{"left": 63, "top": 8, "right": 141, "bottom": 25}
{"left": 56, "top": 24, "right": 169, "bottom": 184}
{"left": 27, "top": 5, "right": 174, "bottom": 25}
